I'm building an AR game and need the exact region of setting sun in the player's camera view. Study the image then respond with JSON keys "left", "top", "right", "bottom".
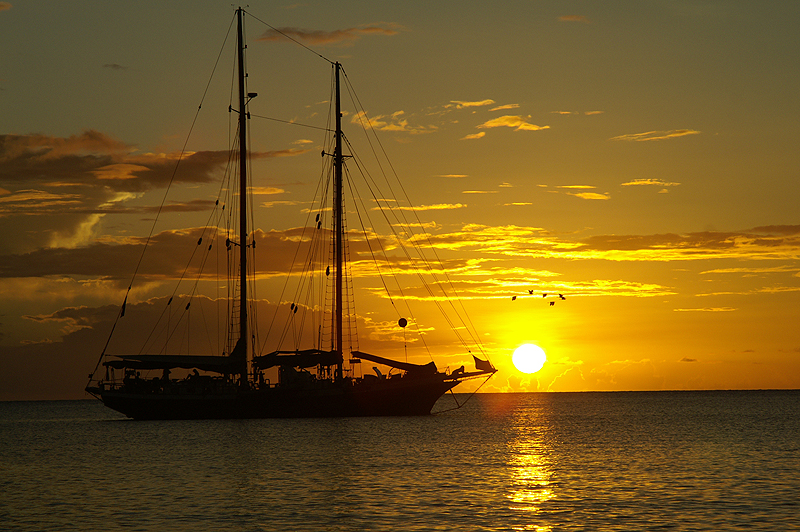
{"left": 512, "top": 344, "right": 547, "bottom": 374}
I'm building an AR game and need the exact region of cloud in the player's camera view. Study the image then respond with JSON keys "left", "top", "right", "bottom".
{"left": 461, "top": 132, "right": 486, "bottom": 140}
{"left": 462, "top": 190, "right": 497, "bottom": 194}
{"left": 568, "top": 192, "right": 610, "bottom": 200}
{"left": 250, "top": 186, "right": 286, "bottom": 195}
{"left": 751, "top": 225, "right": 800, "bottom": 235}
{"left": 621, "top": 179, "right": 681, "bottom": 187}
{"left": 351, "top": 110, "right": 434, "bottom": 134}
{"left": 674, "top": 307, "right": 737, "bottom": 312}
{"left": 585, "top": 111, "right": 604, "bottom": 115}
{"left": 490, "top": 104, "right": 519, "bottom": 111}
{"left": 610, "top": 130, "right": 700, "bottom": 142}
{"left": 572, "top": 226, "right": 800, "bottom": 261}
{"left": 434, "top": 174, "right": 468, "bottom": 178}
{"left": 477, "top": 115, "right": 549, "bottom": 132}
{"left": 103, "top": 63, "right": 127, "bottom": 71}
{"left": 258, "top": 24, "right": 400, "bottom": 45}
{"left": 559, "top": 15, "right": 590, "bottom": 23}
{"left": 0, "top": 2, "right": 10, "bottom": 12}
{"left": 0, "top": 131, "right": 307, "bottom": 254}
{"left": 680, "top": 357, "right": 698, "bottom": 362}
{"left": 558, "top": 185, "right": 595, "bottom": 189}
{"left": 373, "top": 203, "right": 466, "bottom": 212}
{"left": 449, "top": 100, "right": 495, "bottom": 109}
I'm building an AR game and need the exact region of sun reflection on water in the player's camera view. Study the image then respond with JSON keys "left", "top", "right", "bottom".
{"left": 506, "top": 409, "right": 555, "bottom": 531}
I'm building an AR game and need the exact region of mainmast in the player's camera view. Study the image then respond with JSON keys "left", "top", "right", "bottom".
{"left": 236, "top": 7, "right": 249, "bottom": 382}
{"left": 333, "top": 62, "right": 344, "bottom": 381}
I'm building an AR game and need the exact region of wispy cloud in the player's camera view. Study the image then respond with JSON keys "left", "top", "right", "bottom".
{"left": 250, "top": 186, "right": 285, "bottom": 195}
{"left": 701, "top": 265, "right": 800, "bottom": 275}
{"left": 477, "top": 115, "right": 549, "bottom": 132}
{"left": 351, "top": 110, "right": 433, "bottom": 134}
{"left": 621, "top": 179, "right": 681, "bottom": 187}
{"left": 559, "top": 15, "right": 590, "bottom": 23}
{"left": 103, "top": 63, "right": 127, "bottom": 71}
{"left": 461, "top": 132, "right": 485, "bottom": 140}
{"left": 462, "top": 190, "right": 497, "bottom": 194}
{"left": 258, "top": 23, "right": 401, "bottom": 45}
{"left": 0, "top": 3, "right": 11, "bottom": 12}
{"left": 371, "top": 203, "right": 466, "bottom": 212}
{"left": 610, "top": 130, "right": 700, "bottom": 142}
{"left": 568, "top": 192, "right": 610, "bottom": 200}
{"left": 449, "top": 99, "right": 495, "bottom": 109}
{"left": 674, "top": 307, "right": 737, "bottom": 312}
{"left": 489, "top": 104, "right": 519, "bottom": 112}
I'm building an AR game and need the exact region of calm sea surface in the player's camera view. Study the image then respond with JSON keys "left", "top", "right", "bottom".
{"left": 1, "top": 391, "right": 798, "bottom": 531}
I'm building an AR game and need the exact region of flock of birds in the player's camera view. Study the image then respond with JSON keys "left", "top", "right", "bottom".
{"left": 511, "top": 291, "right": 567, "bottom": 306}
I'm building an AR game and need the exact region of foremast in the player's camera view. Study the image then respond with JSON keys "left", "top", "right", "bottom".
{"left": 333, "top": 62, "right": 344, "bottom": 381}
{"left": 235, "top": 6, "right": 249, "bottom": 383}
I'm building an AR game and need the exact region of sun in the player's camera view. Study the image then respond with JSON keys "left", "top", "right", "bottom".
{"left": 512, "top": 344, "right": 547, "bottom": 374}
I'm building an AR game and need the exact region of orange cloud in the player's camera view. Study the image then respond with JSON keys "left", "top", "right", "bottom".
{"left": 673, "top": 307, "right": 737, "bottom": 312}
{"left": 461, "top": 132, "right": 486, "bottom": 140}
{"left": 258, "top": 23, "right": 400, "bottom": 45}
{"left": 477, "top": 115, "right": 549, "bottom": 132}
{"left": 568, "top": 192, "right": 610, "bottom": 200}
{"left": 610, "top": 130, "right": 700, "bottom": 142}
{"left": 621, "top": 179, "right": 681, "bottom": 187}
{"left": 450, "top": 99, "right": 495, "bottom": 109}
{"left": 351, "top": 110, "right": 433, "bottom": 134}
{"left": 489, "top": 104, "right": 520, "bottom": 111}
{"left": 381, "top": 203, "right": 466, "bottom": 211}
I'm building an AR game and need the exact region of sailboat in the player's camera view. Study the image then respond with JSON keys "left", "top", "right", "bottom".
{"left": 85, "top": 8, "right": 495, "bottom": 419}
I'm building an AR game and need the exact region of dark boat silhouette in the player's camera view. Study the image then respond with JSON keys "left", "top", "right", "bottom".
{"left": 85, "top": 8, "right": 495, "bottom": 419}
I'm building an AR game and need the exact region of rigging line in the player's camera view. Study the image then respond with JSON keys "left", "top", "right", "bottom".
{"left": 339, "top": 169, "right": 360, "bottom": 352}
{"left": 432, "top": 374, "right": 494, "bottom": 414}
{"left": 249, "top": 113, "right": 332, "bottom": 132}
{"left": 343, "top": 141, "right": 440, "bottom": 356}
{"left": 346, "top": 167, "right": 398, "bottom": 316}
{"left": 343, "top": 135, "right": 469, "bottom": 357}
{"left": 341, "top": 70, "right": 487, "bottom": 358}
{"left": 261, "top": 138, "right": 331, "bottom": 353}
{"left": 87, "top": 12, "right": 238, "bottom": 383}
{"left": 242, "top": 9, "right": 334, "bottom": 65}
{"left": 138, "top": 130, "right": 239, "bottom": 357}
{"left": 262, "top": 75, "right": 337, "bottom": 353}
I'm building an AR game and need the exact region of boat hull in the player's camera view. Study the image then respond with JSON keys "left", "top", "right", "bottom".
{"left": 91, "top": 375, "right": 460, "bottom": 420}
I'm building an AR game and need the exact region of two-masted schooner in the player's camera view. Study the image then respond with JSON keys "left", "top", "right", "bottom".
{"left": 85, "top": 8, "right": 495, "bottom": 419}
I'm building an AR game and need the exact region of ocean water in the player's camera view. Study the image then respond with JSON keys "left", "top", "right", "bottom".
{"left": 1, "top": 391, "right": 798, "bottom": 531}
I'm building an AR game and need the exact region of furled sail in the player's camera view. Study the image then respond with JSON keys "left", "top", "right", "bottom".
{"left": 351, "top": 350, "right": 437, "bottom": 375}
{"left": 253, "top": 349, "right": 342, "bottom": 370}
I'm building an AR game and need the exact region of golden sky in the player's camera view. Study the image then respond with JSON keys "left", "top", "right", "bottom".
{"left": 1, "top": 1, "right": 799, "bottom": 399}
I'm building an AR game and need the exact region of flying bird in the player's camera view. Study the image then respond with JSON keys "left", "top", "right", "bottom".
{"left": 528, "top": 290, "right": 534, "bottom": 294}
{"left": 550, "top": 301, "right": 555, "bottom": 306}
{"left": 559, "top": 294, "right": 565, "bottom": 300}
{"left": 512, "top": 296, "right": 517, "bottom": 301}
{"left": 542, "top": 293, "right": 547, "bottom": 298}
